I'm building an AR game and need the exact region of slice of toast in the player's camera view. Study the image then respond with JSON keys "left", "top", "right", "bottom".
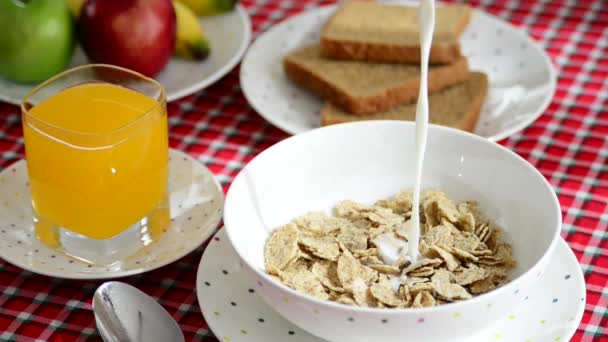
{"left": 283, "top": 45, "right": 469, "bottom": 116}
{"left": 320, "top": 72, "right": 488, "bottom": 132}
{"left": 321, "top": 1, "right": 471, "bottom": 64}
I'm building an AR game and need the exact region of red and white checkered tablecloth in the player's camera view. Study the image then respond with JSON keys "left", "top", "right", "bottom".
{"left": 0, "top": 0, "right": 606, "bottom": 341}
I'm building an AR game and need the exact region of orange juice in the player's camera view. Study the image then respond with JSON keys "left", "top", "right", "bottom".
{"left": 23, "top": 83, "right": 168, "bottom": 240}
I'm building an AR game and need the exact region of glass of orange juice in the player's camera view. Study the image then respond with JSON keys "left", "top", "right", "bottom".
{"left": 21, "top": 64, "right": 169, "bottom": 266}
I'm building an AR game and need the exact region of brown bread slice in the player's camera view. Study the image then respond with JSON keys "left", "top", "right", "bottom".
{"left": 283, "top": 44, "right": 469, "bottom": 116}
{"left": 320, "top": 72, "right": 488, "bottom": 132}
{"left": 321, "top": 1, "right": 471, "bottom": 64}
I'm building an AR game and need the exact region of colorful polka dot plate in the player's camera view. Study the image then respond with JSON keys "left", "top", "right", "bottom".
{"left": 0, "top": 149, "right": 223, "bottom": 279}
{"left": 197, "top": 229, "right": 585, "bottom": 342}
{"left": 240, "top": 2, "right": 556, "bottom": 141}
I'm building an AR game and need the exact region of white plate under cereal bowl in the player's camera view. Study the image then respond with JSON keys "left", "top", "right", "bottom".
{"left": 240, "top": 2, "right": 556, "bottom": 141}
{"left": 0, "top": 149, "right": 223, "bottom": 279}
{"left": 223, "top": 121, "right": 563, "bottom": 342}
{"left": 0, "top": 5, "right": 251, "bottom": 105}
{"left": 197, "top": 229, "right": 585, "bottom": 342}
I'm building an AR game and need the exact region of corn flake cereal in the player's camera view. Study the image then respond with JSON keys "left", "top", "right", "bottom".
{"left": 263, "top": 190, "right": 516, "bottom": 308}
{"left": 265, "top": 224, "right": 300, "bottom": 274}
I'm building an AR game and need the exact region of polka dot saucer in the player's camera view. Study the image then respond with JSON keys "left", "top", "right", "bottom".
{"left": 240, "top": 1, "right": 556, "bottom": 141}
{"left": 197, "top": 229, "right": 585, "bottom": 342}
{"left": 0, "top": 149, "right": 224, "bottom": 279}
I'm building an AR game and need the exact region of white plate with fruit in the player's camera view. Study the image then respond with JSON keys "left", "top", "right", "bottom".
{"left": 0, "top": 0, "right": 251, "bottom": 105}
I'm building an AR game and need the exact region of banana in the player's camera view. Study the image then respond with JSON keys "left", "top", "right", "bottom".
{"left": 179, "top": 0, "right": 239, "bottom": 16}
{"left": 173, "top": 0, "right": 210, "bottom": 60}
{"left": 66, "top": 0, "right": 85, "bottom": 18}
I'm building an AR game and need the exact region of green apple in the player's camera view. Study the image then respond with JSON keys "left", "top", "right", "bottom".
{"left": 0, "top": 0, "right": 75, "bottom": 83}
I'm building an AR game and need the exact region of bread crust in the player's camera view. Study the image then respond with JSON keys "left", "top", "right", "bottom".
{"left": 320, "top": 72, "right": 489, "bottom": 133}
{"left": 460, "top": 73, "right": 488, "bottom": 132}
{"left": 320, "top": 2, "right": 471, "bottom": 64}
{"left": 283, "top": 56, "right": 470, "bottom": 116}
{"left": 320, "top": 40, "right": 463, "bottom": 64}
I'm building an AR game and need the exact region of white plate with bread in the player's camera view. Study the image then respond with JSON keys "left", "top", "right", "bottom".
{"left": 240, "top": 1, "right": 556, "bottom": 141}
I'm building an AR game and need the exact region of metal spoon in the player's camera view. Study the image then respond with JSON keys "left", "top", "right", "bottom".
{"left": 93, "top": 281, "right": 185, "bottom": 342}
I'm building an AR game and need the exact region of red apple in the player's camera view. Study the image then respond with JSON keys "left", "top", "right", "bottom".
{"left": 78, "top": 0, "right": 176, "bottom": 77}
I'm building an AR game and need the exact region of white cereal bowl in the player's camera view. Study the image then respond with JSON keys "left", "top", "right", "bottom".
{"left": 223, "top": 121, "right": 561, "bottom": 342}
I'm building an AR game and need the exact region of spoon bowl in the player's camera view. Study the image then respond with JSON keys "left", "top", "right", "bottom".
{"left": 93, "top": 281, "right": 185, "bottom": 342}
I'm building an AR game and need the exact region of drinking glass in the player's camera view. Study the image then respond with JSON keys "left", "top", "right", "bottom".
{"left": 21, "top": 64, "right": 170, "bottom": 265}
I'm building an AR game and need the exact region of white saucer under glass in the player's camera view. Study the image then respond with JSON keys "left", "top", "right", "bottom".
{"left": 0, "top": 149, "right": 223, "bottom": 279}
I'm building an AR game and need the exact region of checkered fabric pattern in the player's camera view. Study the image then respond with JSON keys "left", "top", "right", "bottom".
{"left": 0, "top": 0, "right": 606, "bottom": 340}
